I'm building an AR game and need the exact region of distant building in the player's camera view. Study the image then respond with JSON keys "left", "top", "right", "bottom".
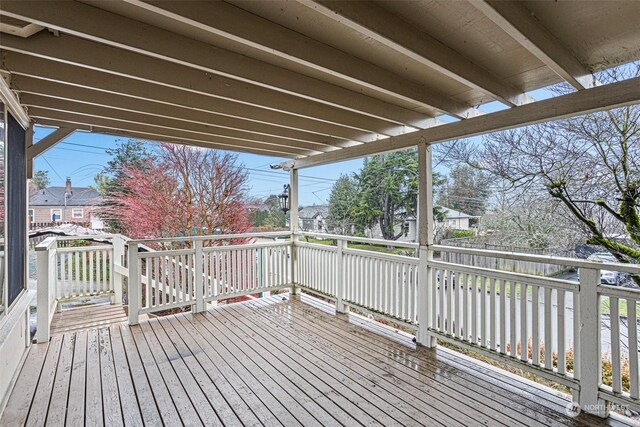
{"left": 298, "top": 205, "right": 329, "bottom": 233}
{"left": 439, "top": 207, "right": 477, "bottom": 230}
{"left": 29, "top": 178, "right": 104, "bottom": 229}
{"left": 369, "top": 207, "right": 477, "bottom": 242}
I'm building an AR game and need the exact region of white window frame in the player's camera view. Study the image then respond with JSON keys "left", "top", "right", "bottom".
{"left": 51, "top": 208, "right": 62, "bottom": 222}
{"left": 28, "top": 209, "right": 34, "bottom": 224}
{"left": 72, "top": 208, "right": 83, "bottom": 219}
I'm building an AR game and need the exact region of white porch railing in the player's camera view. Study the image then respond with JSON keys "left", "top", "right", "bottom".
{"left": 127, "top": 232, "right": 291, "bottom": 319}
{"left": 35, "top": 230, "right": 640, "bottom": 418}
{"left": 428, "top": 259, "right": 580, "bottom": 389}
{"left": 598, "top": 285, "right": 640, "bottom": 409}
{"left": 35, "top": 234, "right": 126, "bottom": 343}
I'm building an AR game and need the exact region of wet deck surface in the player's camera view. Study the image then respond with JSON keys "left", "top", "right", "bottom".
{"left": 50, "top": 303, "right": 127, "bottom": 336}
{"left": 1, "top": 294, "right": 633, "bottom": 426}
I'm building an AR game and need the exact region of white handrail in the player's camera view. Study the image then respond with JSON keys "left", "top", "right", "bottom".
{"left": 434, "top": 244, "right": 640, "bottom": 274}
{"left": 430, "top": 259, "right": 578, "bottom": 291}
{"left": 56, "top": 245, "right": 113, "bottom": 253}
{"left": 297, "top": 231, "right": 420, "bottom": 249}
{"left": 128, "top": 230, "right": 291, "bottom": 244}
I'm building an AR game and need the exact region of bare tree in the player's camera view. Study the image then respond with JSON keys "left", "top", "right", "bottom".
{"left": 438, "top": 63, "right": 640, "bottom": 268}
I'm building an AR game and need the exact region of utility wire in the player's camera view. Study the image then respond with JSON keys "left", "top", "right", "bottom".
{"left": 41, "top": 156, "right": 65, "bottom": 182}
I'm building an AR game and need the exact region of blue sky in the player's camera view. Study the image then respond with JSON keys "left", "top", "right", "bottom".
{"left": 32, "top": 126, "right": 365, "bottom": 206}
{"left": 33, "top": 87, "right": 556, "bottom": 207}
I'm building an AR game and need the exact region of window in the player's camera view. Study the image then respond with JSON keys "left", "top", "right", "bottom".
{"left": 72, "top": 208, "right": 83, "bottom": 219}
{"left": 28, "top": 209, "right": 34, "bottom": 223}
{"left": 51, "top": 209, "right": 61, "bottom": 222}
{"left": 6, "top": 111, "right": 26, "bottom": 310}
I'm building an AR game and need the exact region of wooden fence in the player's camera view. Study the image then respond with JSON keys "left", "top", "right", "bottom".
{"left": 440, "top": 238, "right": 575, "bottom": 276}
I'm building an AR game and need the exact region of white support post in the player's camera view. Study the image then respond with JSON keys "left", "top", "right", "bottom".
{"left": 128, "top": 242, "right": 140, "bottom": 325}
{"left": 112, "top": 235, "right": 125, "bottom": 305}
{"left": 35, "top": 247, "right": 51, "bottom": 343}
{"left": 336, "top": 238, "right": 346, "bottom": 314}
{"left": 577, "top": 267, "right": 608, "bottom": 417}
{"left": 417, "top": 143, "right": 436, "bottom": 347}
{"left": 289, "top": 168, "right": 299, "bottom": 296}
{"left": 194, "top": 239, "right": 205, "bottom": 313}
{"left": 35, "top": 237, "right": 57, "bottom": 343}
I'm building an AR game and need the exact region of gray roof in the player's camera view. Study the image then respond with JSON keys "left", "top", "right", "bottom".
{"left": 29, "top": 186, "right": 102, "bottom": 207}
{"left": 299, "top": 205, "right": 329, "bottom": 220}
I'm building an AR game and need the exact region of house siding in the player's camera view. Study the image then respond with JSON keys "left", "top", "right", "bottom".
{"left": 30, "top": 206, "right": 93, "bottom": 224}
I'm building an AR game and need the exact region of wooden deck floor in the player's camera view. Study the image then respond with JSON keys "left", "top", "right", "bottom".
{"left": 1, "top": 294, "right": 634, "bottom": 426}
{"left": 50, "top": 303, "right": 127, "bottom": 336}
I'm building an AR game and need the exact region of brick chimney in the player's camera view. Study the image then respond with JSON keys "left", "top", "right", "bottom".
{"left": 65, "top": 177, "right": 72, "bottom": 195}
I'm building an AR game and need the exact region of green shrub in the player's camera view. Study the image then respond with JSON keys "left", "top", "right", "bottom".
{"left": 451, "top": 229, "right": 476, "bottom": 238}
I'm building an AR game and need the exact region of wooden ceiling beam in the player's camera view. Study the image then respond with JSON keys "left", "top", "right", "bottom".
{"left": 291, "top": 75, "right": 640, "bottom": 168}
{"left": 471, "top": 0, "right": 594, "bottom": 90}
{"left": 20, "top": 93, "right": 338, "bottom": 152}
{"left": 303, "top": 0, "right": 532, "bottom": 107}
{"left": 13, "top": 77, "right": 345, "bottom": 148}
{"left": 0, "top": 31, "right": 400, "bottom": 135}
{"left": 29, "top": 109, "right": 317, "bottom": 157}
{"left": 2, "top": 54, "right": 378, "bottom": 144}
{"left": 122, "top": 0, "right": 481, "bottom": 119}
{"left": 0, "top": 0, "right": 437, "bottom": 129}
{"left": 36, "top": 118, "right": 298, "bottom": 158}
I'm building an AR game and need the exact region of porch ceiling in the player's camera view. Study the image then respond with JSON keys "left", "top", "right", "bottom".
{"left": 1, "top": 0, "right": 640, "bottom": 164}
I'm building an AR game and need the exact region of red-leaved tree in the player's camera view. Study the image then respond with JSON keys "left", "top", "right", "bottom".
{"left": 105, "top": 143, "right": 251, "bottom": 242}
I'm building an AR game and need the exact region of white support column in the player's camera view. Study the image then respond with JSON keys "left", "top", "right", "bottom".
{"left": 128, "top": 242, "right": 140, "bottom": 325}
{"left": 35, "top": 237, "right": 57, "bottom": 343}
{"left": 335, "top": 238, "right": 346, "bottom": 314}
{"left": 417, "top": 143, "right": 436, "bottom": 347}
{"left": 35, "top": 247, "right": 50, "bottom": 343}
{"left": 112, "top": 235, "right": 125, "bottom": 305}
{"left": 289, "top": 168, "right": 299, "bottom": 296}
{"left": 577, "top": 267, "right": 608, "bottom": 417}
{"left": 194, "top": 239, "right": 205, "bottom": 313}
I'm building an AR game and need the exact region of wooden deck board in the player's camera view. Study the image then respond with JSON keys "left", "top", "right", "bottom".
{"left": 185, "top": 313, "right": 304, "bottom": 427}
{"left": 245, "top": 297, "right": 566, "bottom": 426}
{"left": 1, "top": 294, "right": 632, "bottom": 427}
{"left": 164, "top": 315, "right": 276, "bottom": 426}
{"left": 50, "top": 304, "right": 127, "bottom": 337}
{"left": 209, "top": 306, "right": 386, "bottom": 426}
{"left": 85, "top": 329, "right": 104, "bottom": 427}
{"left": 209, "top": 302, "right": 436, "bottom": 427}
{"left": 25, "top": 335, "right": 63, "bottom": 427}
{"left": 65, "top": 330, "right": 87, "bottom": 427}
{"left": 46, "top": 334, "right": 74, "bottom": 427}
{"left": 233, "top": 299, "right": 517, "bottom": 426}
{"left": 109, "top": 326, "right": 144, "bottom": 427}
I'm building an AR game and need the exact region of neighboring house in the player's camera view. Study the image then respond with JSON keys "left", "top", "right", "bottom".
{"left": 28, "top": 178, "right": 104, "bottom": 229}
{"left": 439, "top": 207, "right": 477, "bottom": 230}
{"left": 369, "top": 218, "right": 416, "bottom": 242}
{"left": 298, "top": 204, "right": 329, "bottom": 233}
{"left": 369, "top": 207, "right": 477, "bottom": 242}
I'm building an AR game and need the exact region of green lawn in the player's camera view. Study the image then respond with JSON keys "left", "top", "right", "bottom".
{"left": 600, "top": 297, "right": 637, "bottom": 317}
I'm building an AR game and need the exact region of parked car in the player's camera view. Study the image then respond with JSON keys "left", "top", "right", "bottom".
{"left": 586, "top": 252, "right": 628, "bottom": 286}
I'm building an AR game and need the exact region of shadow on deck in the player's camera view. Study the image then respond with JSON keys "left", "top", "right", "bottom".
{"left": 0, "top": 294, "right": 634, "bottom": 426}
